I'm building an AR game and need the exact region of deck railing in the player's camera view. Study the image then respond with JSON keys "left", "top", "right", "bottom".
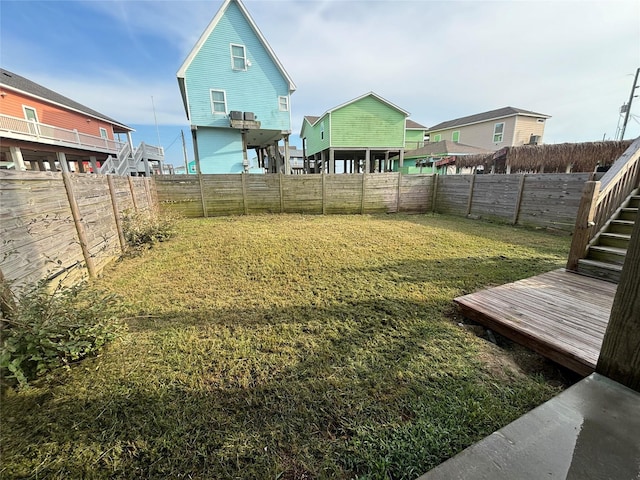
{"left": 567, "top": 136, "right": 640, "bottom": 270}
{"left": 0, "top": 113, "right": 125, "bottom": 153}
{"left": 139, "top": 142, "right": 164, "bottom": 160}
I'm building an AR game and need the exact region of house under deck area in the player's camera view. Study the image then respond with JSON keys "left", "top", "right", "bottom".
{"left": 306, "top": 147, "right": 404, "bottom": 174}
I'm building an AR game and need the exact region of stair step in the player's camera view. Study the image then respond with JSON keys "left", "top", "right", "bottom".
{"left": 628, "top": 196, "right": 640, "bottom": 208}
{"left": 577, "top": 259, "right": 622, "bottom": 283}
{"left": 619, "top": 207, "right": 639, "bottom": 221}
{"left": 587, "top": 245, "right": 628, "bottom": 265}
{"left": 609, "top": 220, "right": 635, "bottom": 235}
{"left": 598, "top": 232, "right": 632, "bottom": 249}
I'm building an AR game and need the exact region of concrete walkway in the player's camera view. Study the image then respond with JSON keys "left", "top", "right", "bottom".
{"left": 417, "top": 374, "right": 640, "bottom": 479}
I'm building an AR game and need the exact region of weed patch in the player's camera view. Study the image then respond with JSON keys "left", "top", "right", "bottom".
{"left": 121, "top": 209, "right": 176, "bottom": 252}
{"left": 0, "top": 278, "right": 124, "bottom": 389}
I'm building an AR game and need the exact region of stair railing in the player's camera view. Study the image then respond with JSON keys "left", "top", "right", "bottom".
{"left": 98, "top": 155, "right": 116, "bottom": 175}
{"left": 567, "top": 136, "right": 640, "bottom": 270}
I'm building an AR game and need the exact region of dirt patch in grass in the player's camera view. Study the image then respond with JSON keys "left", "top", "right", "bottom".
{"left": 1, "top": 214, "right": 573, "bottom": 479}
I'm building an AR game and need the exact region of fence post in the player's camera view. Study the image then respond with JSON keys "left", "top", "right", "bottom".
{"left": 322, "top": 172, "right": 326, "bottom": 215}
{"left": 143, "top": 177, "right": 153, "bottom": 211}
{"left": 127, "top": 176, "right": 139, "bottom": 212}
{"left": 241, "top": 172, "right": 248, "bottom": 215}
{"left": 396, "top": 172, "right": 402, "bottom": 213}
{"left": 431, "top": 174, "right": 438, "bottom": 213}
{"left": 512, "top": 174, "right": 526, "bottom": 225}
{"left": 107, "top": 176, "right": 127, "bottom": 253}
{"left": 466, "top": 174, "right": 476, "bottom": 216}
{"left": 279, "top": 172, "right": 284, "bottom": 213}
{"left": 62, "top": 173, "right": 96, "bottom": 278}
{"left": 198, "top": 173, "right": 208, "bottom": 218}
{"left": 361, "top": 173, "right": 366, "bottom": 214}
{"left": 566, "top": 181, "right": 600, "bottom": 271}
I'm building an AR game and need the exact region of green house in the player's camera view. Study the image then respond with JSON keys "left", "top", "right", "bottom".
{"left": 300, "top": 92, "right": 409, "bottom": 174}
{"left": 405, "top": 119, "right": 428, "bottom": 150}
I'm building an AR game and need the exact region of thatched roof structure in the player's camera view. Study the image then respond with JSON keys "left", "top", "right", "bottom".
{"left": 455, "top": 140, "right": 633, "bottom": 172}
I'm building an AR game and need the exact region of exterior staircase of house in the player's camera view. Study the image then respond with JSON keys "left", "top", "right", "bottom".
{"left": 99, "top": 142, "right": 165, "bottom": 176}
{"left": 567, "top": 136, "right": 640, "bottom": 283}
{"left": 577, "top": 188, "right": 638, "bottom": 283}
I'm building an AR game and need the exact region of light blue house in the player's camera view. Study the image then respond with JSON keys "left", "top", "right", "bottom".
{"left": 177, "top": 0, "right": 296, "bottom": 174}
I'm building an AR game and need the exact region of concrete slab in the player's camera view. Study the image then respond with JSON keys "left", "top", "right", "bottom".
{"left": 417, "top": 374, "right": 640, "bottom": 480}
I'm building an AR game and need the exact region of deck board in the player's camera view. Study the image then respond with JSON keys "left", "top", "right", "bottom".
{"left": 454, "top": 269, "right": 616, "bottom": 375}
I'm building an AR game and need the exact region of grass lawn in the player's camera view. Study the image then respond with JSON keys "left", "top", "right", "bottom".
{"left": 1, "top": 214, "right": 573, "bottom": 479}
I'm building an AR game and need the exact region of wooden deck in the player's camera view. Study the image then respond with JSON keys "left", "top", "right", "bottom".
{"left": 454, "top": 269, "right": 617, "bottom": 375}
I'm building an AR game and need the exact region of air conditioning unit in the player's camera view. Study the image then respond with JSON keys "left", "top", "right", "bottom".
{"left": 529, "top": 135, "right": 541, "bottom": 145}
{"left": 243, "top": 112, "right": 255, "bottom": 121}
{"left": 229, "top": 111, "right": 243, "bottom": 120}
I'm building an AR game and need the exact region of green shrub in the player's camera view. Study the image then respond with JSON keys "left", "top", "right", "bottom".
{"left": 121, "top": 209, "right": 176, "bottom": 250}
{"left": 0, "top": 279, "right": 124, "bottom": 389}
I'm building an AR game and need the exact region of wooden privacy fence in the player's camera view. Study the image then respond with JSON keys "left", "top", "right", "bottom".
{"left": 155, "top": 173, "right": 434, "bottom": 216}
{"left": 0, "top": 170, "right": 157, "bottom": 292}
{"left": 157, "top": 172, "right": 592, "bottom": 231}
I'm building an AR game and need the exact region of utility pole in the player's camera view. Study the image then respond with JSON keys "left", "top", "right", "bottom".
{"left": 181, "top": 130, "right": 189, "bottom": 174}
{"left": 620, "top": 67, "right": 640, "bottom": 140}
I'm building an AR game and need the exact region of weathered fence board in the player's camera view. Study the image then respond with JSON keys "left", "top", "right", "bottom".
{"left": 246, "top": 174, "right": 281, "bottom": 213}
{"left": 364, "top": 174, "right": 399, "bottom": 213}
{"left": 324, "top": 175, "right": 364, "bottom": 214}
{"left": 71, "top": 174, "right": 121, "bottom": 273}
{"left": 400, "top": 174, "right": 434, "bottom": 213}
{"left": 202, "top": 174, "right": 244, "bottom": 216}
{"left": 435, "top": 175, "right": 472, "bottom": 216}
{"left": 154, "top": 173, "right": 590, "bottom": 230}
{"left": 282, "top": 175, "right": 322, "bottom": 213}
{"left": 155, "top": 175, "right": 203, "bottom": 217}
{"left": 469, "top": 175, "right": 522, "bottom": 222}
{"left": 1, "top": 171, "right": 83, "bottom": 290}
{"left": 0, "top": 170, "right": 153, "bottom": 293}
{"left": 517, "top": 173, "right": 591, "bottom": 230}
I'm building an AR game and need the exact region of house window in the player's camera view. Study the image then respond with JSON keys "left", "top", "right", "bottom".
{"left": 452, "top": 131, "right": 460, "bottom": 142}
{"left": 279, "top": 96, "right": 289, "bottom": 111}
{"left": 99, "top": 127, "right": 108, "bottom": 139}
{"left": 230, "top": 44, "right": 247, "bottom": 71}
{"left": 433, "top": 133, "right": 441, "bottom": 142}
{"left": 321, "top": 121, "right": 325, "bottom": 140}
{"left": 493, "top": 122, "right": 505, "bottom": 143}
{"left": 210, "top": 89, "right": 227, "bottom": 114}
{"left": 23, "top": 106, "right": 38, "bottom": 122}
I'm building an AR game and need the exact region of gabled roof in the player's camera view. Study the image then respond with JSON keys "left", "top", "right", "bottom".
{"left": 406, "top": 119, "right": 427, "bottom": 130}
{"left": 405, "top": 140, "right": 491, "bottom": 158}
{"left": 0, "top": 68, "right": 131, "bottom": 132}
{"left": 303, "top": 92, "right": 409, "bottom": 128}
{"left": 428, "top": 106, "right": 551, "bottom": 131}
{"left": 176, "top": 0, "right": 296, "bottom": 118}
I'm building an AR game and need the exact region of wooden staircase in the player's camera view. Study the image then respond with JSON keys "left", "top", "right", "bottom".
{"left": 567, "top": 137, "right": 640, "bottom": 282}
{"left": 577, "top": 188, "right": 638, "bottom": 282}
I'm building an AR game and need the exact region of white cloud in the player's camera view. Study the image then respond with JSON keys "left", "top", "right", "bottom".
{"left": 2, "top": 0, "right": 639, "bottom": 144}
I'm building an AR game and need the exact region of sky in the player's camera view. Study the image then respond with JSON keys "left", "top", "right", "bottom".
{"left": 2, "top": 0, "right": 639, "bottom": 167}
